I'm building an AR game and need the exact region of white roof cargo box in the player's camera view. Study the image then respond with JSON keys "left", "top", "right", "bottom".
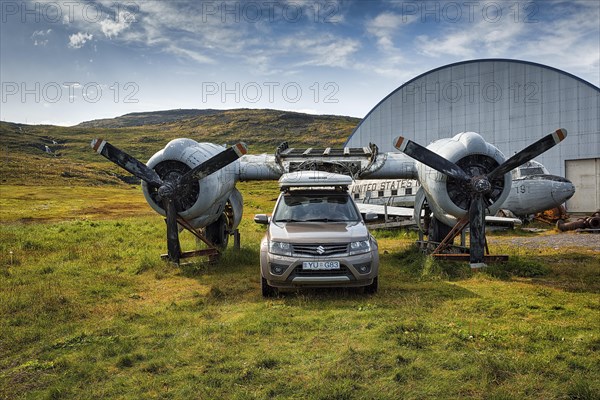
{"left": 279, "top": 171, "right": 353, "bottom": 190}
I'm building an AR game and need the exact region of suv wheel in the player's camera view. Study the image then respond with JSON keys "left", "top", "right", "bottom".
{"left": 261, "top": 276, "right": 278, "bottom": 298}
{"left": 364, "top": 277, "right": 378, "bottom": 294}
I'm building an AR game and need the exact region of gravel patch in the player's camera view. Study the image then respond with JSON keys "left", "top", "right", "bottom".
{"left": 491, "top": 231, "right": 600, "bottom": 253}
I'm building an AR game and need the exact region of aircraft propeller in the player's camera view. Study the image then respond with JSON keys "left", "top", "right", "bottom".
{"left": 91, "top": 139, "right": 247, "bottom": 263}
{"left": 394, "top": 129, "right": 567, "bottom": 265}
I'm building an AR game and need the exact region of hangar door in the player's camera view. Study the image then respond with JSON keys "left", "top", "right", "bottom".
{"left": 565, "top": 158, "right": 600, "bottom": 214}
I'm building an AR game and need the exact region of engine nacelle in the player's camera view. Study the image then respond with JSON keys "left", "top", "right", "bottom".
{"left": 141, "top": 138, "right": 240, "bottom": 229}
{"left": 418, "top": 132, "right": 512, "bottom": 227}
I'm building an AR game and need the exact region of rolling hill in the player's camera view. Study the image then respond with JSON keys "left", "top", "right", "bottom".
{"left": 0, "top": 108, "right": 361, "bottom": 186}
{"left": 76, "top": 109, "right": 222, "bottom": 128}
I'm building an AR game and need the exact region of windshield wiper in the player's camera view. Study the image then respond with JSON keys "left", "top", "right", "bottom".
{"left": 275, "top": 218, "right": 353, "bottom": 223}
{"left": 304, "top": 218, "right": 347, "bottom": 222}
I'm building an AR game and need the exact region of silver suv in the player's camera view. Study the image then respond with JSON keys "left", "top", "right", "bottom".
{"left": 254, "top": 172, "right": 379, "bottom": 297}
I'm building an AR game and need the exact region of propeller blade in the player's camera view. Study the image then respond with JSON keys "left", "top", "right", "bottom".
{"left": 488, "top": 129, "right": 567, "bottom": 180}
{"left": 180, "top": 143, "right": 247, "bottom": 184}
{"left": 91, "top": 138, "right": 163, "bottom": 187}
{"left": 163, "top": 198, "right": 181, "bottom": 264}
{"left": 394, "top": 136, "right": 471, "bottom": 182}
{"left": 469, "top": 194, "right": 486, "bottom": 266}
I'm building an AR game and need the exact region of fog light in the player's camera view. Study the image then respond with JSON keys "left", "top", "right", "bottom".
{"left": 270, "top": 264, "right": 287, "bottom": 275}
{"left": 356, "top": 263, "right": 371, "bottom": 274}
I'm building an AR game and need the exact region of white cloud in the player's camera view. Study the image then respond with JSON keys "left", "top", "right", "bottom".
{"left": 366, "top": 12, "right": 416, "bottom": 52}
{"left": 47, "top": 1, "right": 357, "bottom": 69}
{"left": 165, "top": 45, "right": 214, "bottom": 64}
{"left": 32, "top": 29, "right": 52, "bottom": 36}
{"left": 25, "top": 1, "right": 355, "bottom": 71}
{"left": 416, "top": 29, "right": 475, "bottom": 58}
{"left": 31, "top": 29, "right": 52, "bottom": 46}
{"left": 411, "top": 1, "right": 599, "bottom": 85}
{"left": 33, "top": 39, "right": 49, "bottom": 46}
{"left": 415, "top": 17, "right": 525, "bottom": 59}
{"left": 278, "top": 34, "right": 361, "bottom": 68}
{"left": 359, "top": 12, "right": 421, "bottom": 79}
{"left": 95, "top": 2, "right": 248, "bottom": 64}
{"left": 100, "top": 10, "right": 135, "bottom": 38}
{"left": 511, "top": 6, "right": 600, "bottom": 83}
{"left": 68, "top": 32, "right": 93, "bottom": 49}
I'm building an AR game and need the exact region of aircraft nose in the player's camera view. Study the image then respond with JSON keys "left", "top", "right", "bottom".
{"left": 551, "top": 179, "right": 576, "bottom": 204}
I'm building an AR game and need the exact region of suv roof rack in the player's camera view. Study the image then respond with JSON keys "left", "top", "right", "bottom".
{"left": 279, "top": 171, "right": 353, "bottom": 190}
{"left": 275, "top": 142, "right": 378, "bottom": 177}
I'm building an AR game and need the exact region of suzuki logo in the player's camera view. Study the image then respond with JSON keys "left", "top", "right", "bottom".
{"left": 316, "top": 246, "right": 326, "bottom": 255}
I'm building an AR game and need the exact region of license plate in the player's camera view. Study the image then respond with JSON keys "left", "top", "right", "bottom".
{"left": 302, "top": 261, "right": 340, "bottom": 270}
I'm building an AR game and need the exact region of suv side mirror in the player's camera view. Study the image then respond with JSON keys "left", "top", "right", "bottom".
{"left": 254, "top": 214, "right": 270, "bottom": 225}
{"left": 364, "top": 212, "right": 378, "bottom": 222}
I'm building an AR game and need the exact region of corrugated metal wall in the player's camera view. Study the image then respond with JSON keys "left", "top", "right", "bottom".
{"left": 346, "top": 60, "right": 600, "bottom": 178}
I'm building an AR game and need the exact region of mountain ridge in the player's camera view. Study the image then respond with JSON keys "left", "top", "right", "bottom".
{"left": 75, "top": 108, "right": 222, "bottom": 128}
{"left": 74, "top": 108, "right": 360, "bottom": 129}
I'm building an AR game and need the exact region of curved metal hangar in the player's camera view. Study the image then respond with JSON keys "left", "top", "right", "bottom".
{"left": 345, "top": 59, "right": 599, "bottom": 213}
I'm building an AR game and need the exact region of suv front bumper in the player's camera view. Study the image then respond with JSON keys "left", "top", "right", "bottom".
{"left": 260, "top": 243, "right": 379, "bottom": 289}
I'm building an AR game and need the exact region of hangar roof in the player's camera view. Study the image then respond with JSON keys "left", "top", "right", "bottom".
{"left": 344, "top": 58, "right": 600, "bottom": 177}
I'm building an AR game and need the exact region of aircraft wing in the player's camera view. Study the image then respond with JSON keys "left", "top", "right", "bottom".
{"left": 357, "top": 203, "right": 522, "bottom": 226}
{"left": 356, "top": 203, "right": 414, "bottom": 218}
{"left": 484, "top": 216, "right": 522, "bottom": 227}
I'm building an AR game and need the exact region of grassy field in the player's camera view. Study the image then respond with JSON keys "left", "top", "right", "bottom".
{"left": 1, "top": 182, "right": 599, "bottom": 400}
{"left": 1, "top": 114, "right": 598, "bottom": 399}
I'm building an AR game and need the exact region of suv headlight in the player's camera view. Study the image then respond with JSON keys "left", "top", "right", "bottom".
{"left": 349, "top": 240, "right": 371, "bottom": 255}
{"left": 269, "top": 241, "right": 292, "bottom": 256}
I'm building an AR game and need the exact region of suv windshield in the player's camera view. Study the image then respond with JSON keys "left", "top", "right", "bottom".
{"left": 273, "top": 192, "right": 361, "bottom": 222}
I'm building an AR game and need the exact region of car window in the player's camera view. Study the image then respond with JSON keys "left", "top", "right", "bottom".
{"left": 273, "top": 193, "right": 360, "bottom": 222}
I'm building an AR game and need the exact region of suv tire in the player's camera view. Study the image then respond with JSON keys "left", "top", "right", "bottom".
{"left": 364, "top": 277, "right": 378, "bottom": 294}
{"left": 261, "top": 276, "right": 278, "bottom": 298}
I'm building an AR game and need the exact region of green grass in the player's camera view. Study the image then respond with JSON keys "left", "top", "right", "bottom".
{"left": 1, "top": 183, "right": 599, "bottom": 399}
{"left": 3, "top": 111, "right": 597, "bottom": 398}
{"left": 0, "top": 185, "right": 154, "bottom": 223}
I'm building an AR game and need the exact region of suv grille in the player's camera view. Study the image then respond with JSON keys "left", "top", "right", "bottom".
{"left": 291, "top": 265, "right": 353, "bottom": 278}
{"left": 292, "top": 243, "right": 349, "bottom": 256}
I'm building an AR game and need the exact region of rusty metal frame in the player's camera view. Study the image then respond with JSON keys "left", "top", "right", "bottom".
{"left": 424, "top": 214, "right": 508, "bottom": 267}
{"left": 160, "top": 217, "right": 220, "bottom": 263}
{"left": 432, "top": 215, "right": 470, "bottom": 254}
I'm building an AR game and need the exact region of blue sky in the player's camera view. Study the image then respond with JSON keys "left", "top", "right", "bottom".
{"left": 1, "top": 0, "right": 598, "bottom": 125}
